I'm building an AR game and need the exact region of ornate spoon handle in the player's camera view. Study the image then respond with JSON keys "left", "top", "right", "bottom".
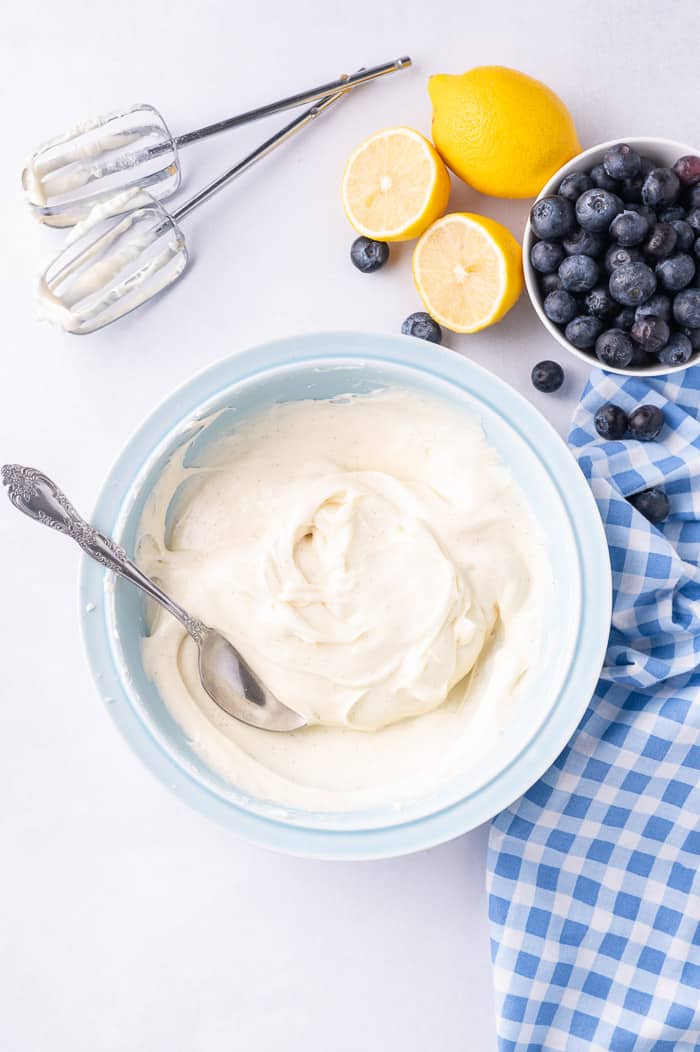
{"left": 2, "top": 464, "right": 205, "bottom": 641}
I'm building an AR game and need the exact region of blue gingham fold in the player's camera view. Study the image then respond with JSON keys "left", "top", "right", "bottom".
{"left": 488, "top": 367, "right": 700, "bottom": 1052}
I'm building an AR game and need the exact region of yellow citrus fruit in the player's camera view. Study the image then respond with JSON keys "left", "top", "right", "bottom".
{"left": 342, "top": 127, "right": 451, "bottom": 241}
{"left": 429, "top": 66, "right": 581, "bottom": 198}
{"left": 412, "top": 213, "right": 523, "bottom": 333}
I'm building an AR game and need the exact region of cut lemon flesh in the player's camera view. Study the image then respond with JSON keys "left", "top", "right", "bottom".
{"left": 412, "top": 213, "right": 523, "bottom": 333}
{"left": 342, "top": 127, "right": 450, "bottom": 242}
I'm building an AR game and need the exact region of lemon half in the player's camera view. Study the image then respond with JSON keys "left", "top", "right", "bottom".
{"left": 342, "top": 127, "right": 451, "bottom": 242}
{"left": 412, "top": 213, "right": 523, "bottom": 333}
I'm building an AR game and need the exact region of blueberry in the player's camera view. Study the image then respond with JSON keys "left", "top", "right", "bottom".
{"left": 630, "top": 316, "right": 670, "bottom": 353}
{"left": 644, "top": 222, "right": 678, "bottom": 260}
{"left": 626, "top": 202, "right": 657, "bottom": 224}
{"left": 603, "top": 143, "right": 641, "bottom": 181}
{"left": 610, "top": 210, "right": 649, "bottom": 246}
{"left": 558, "top": 253, "right": 599, "bottom": 292}
{"left": 673, "top": 288, "right": 700, "bottom": 328}
{"left": 576, "top": 189, "right": 623, "bottom": 232}
{"left": 612, "top": 307, "right": 636, "bottom": 330}
{"left": 562, "top": 227, "right": 605, "bottom": 257}
{"left": 350, "top": 236, "right": 389, "bottom": 273}
{"left": 687, "top": 208, "right": 700, "bottom": 235}
{"left": 531, "top": 360, "right": 564, "bottom": 393}
{"left": 679, "top": 326, "right": 700, "bottom": 351}
{"left": 530, "top": 195, "right": 576, "bottom": 240}
{"left": 686, "top": 186, "right": 700, "bottom": 210}
{"left": 594, "top": 403, "right": 628, "bottom": 439}
{"left": 655, "top": 253, "right": 696, "bottom": 292}
{"left": 539, "top": 272, "right": 562, "bottom": 295}
{"left": 565, "top": 315, "right": 603, "bottom": 349}
{"left": 590, "top": 164, "right": 620, "bottom": 192}
{"left": 669, "top": 220, "right": 695, "bottom": 253}
{"left": 673, "top": 155, "right": 700, "bottom": 186}
{"left": 401, "top": 312, "right": 442, "bottom": 343}
{"left": 642, "top": 167, "right": 681, "bottom": 207}
{"left": 584, "top": 286, "right": 615, "bottom": 319}
{"left": 630, "top": 488, "right": 669, "bottom": 524}
{"left": 657, "top": 331, "right": 693, "bottom": 366}
{"left": 635, "top": 294, "right": 671, "bottom": 322}
{"left": 605, "top": 244, "right": 643, "bottom": 273}
{"left": 658, "top": 207, "right": 685, "bottom": 224}
{"left": 621, "top": 176, "right": 644, "bottom": 203}
{"left": 595, "top": 328, "right": 634, "bottom": 368}
{"left": 628, "top": 404, "right": 664, "bottom": 440}
{"left": 530, "top": 240, "right": 566, "bottom": 273}
{"left": 609, "top": 262, "right": 657, "bottom": 306}
{"left": 543, "top": 289, "right": 577, "bottom": 325}
{"left": 558, "top": 171, "right": 594, "bottom": 201}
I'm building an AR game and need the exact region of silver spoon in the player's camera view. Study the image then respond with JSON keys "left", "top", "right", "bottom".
{"left": 2, "top": 464, "right": 306, "bottom": 732}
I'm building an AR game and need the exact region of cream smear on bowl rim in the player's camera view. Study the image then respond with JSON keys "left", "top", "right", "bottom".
{"left": 135, "top": 386, "right": 552, "bottom": 812}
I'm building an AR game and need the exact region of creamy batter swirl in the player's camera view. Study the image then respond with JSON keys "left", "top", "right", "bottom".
{"left": 138, "top": 388, "right": 550, "bottom": 810}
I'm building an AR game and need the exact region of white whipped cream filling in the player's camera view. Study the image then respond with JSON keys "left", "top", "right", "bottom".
{"left": 137, "top": 388, "right": 551, "bottom": 811}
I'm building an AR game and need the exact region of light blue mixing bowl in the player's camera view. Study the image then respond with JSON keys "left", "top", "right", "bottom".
{"left": 80, "top": 331, "right": 611, "bottom": 859}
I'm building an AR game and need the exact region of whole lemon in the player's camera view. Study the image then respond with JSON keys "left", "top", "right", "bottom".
{"left": 429, "top": 66, "right": 581, "bottom": 198}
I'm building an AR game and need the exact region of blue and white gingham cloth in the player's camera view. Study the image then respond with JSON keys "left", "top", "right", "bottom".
{"left": 488, "top": 367, "right": 700, "bottom": 1052}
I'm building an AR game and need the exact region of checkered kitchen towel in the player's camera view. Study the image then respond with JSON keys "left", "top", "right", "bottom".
{"left": 488, "top": 368, "right": 700, "bottom": 1051}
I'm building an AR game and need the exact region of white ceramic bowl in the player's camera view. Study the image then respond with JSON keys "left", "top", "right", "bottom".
{"left": 523, "top": 136, "right": 700, "bottom": 377}
{"left": 81, "top": 332, "right": 612, "bottom": 859}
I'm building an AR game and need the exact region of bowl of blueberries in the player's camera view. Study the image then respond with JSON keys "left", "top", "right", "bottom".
{"left": 524, "top": 138, "right": 700, "bottom": 375}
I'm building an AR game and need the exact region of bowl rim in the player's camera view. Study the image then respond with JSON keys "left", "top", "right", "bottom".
{"left": 79, "top": 330, "right": 612, "bottom": 859}
{"left": 523, "top": 135, "right": 700, "bottom": 378}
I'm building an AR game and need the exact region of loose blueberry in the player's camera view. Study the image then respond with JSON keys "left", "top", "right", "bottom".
{"left": 626, "top": 202, "right": 657, "bottom": 224}
{"left": 657, "top": 331, "right": 693, "bottom": 366}
{"left": 539, "top": 272, "right": 562, "bottom": 295}
{"left": 558, "top": 171, "right": 594, "bottom": 201}
{"left": 631, "top": 292, "right": 669, "bottom": 319}
{"left": 605, "top": 244, "right": 643, "bottom": 273}
{"left": 594, "top": 404, "right": 628, "bottom": 440}
{"left": 609, "top": 261, "right": 657, "bottom": 306}
{"left": 576, "top": 189, "right": 624, "bottom": 232}
{"left": 655, "top": 254, "right": 696, "bottom": 292}
{"left": 679, "top": 326, "right": 700, "bottom": 351}
{"left": 687, "top": 208, "right": 700, "bottom": 236}
{"left": 644, "top": 222, "right": 678, "bottom": 260}
{"left": 530, "top": 240, "right": 566, "bottom": 273}
{"left": 658, "top": 206, "right": 687, "bottom": 223}
{"left": 543, "top": 289, "right": 577, "bottom": 325}
{"left": 565, "top": 315, "right": 603, "bottom": 349}
{"left": 673, "top": 155, "right": 700, "bottom": 186}
{"left": 673, "top": 288, "right": 700, "bottom": 328}
{"left": 686, "top": 186, "right": 700, "bottom": 210}
{"left": 350, "top": 236, "right": 389, "bottom": 273}
{"left": 531, "top": 360, "right": 564, "bottom": 393}
{"left": 603, "top": 143, "right": 641, "bottom": 181}
{"left": 590, "top": 164, "right": 620, "bottom": 192}
{"left": 558, "top": 253, "right": 599, "bottom": 292}
{"left": 610, "top": 210, "right": 649, "bottom": 246}
{"left": 669, "top": 220, "right": 695, "bottom": 253}
{"left": 584, "top": 286, "right": 615, "bottom": 319}
{"left": 635, "top": 294, "right": 672, "bottom": 322}
{"left": 630, "top": 488, "right": 669, "bottom": 524}
{"left": 612, "top": 307, "right": 636, "bottom": 330}
{"left": 595, "top": 328, "right": 634, "bottom": 368}
{"left": 630, "top": 316, "right": 670, "bottom": 354}
{"left": 642, "top": 168, "right": 681, "bottom": 208}
{"left": 628, "top": 404, "right": 664, "bottom": 439}
{"left": 401, "top": 312, "right": 442, "bottom": 344}
{"left": 530, "top": 196, "right": 576, "bottom": 240}
{"left": 562, "top": 226, "right": 605, "bottom": 257}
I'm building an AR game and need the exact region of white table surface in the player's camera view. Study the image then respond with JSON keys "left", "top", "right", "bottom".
{"left": 1, "top": 1, "right": 697, "bottom": 1048}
